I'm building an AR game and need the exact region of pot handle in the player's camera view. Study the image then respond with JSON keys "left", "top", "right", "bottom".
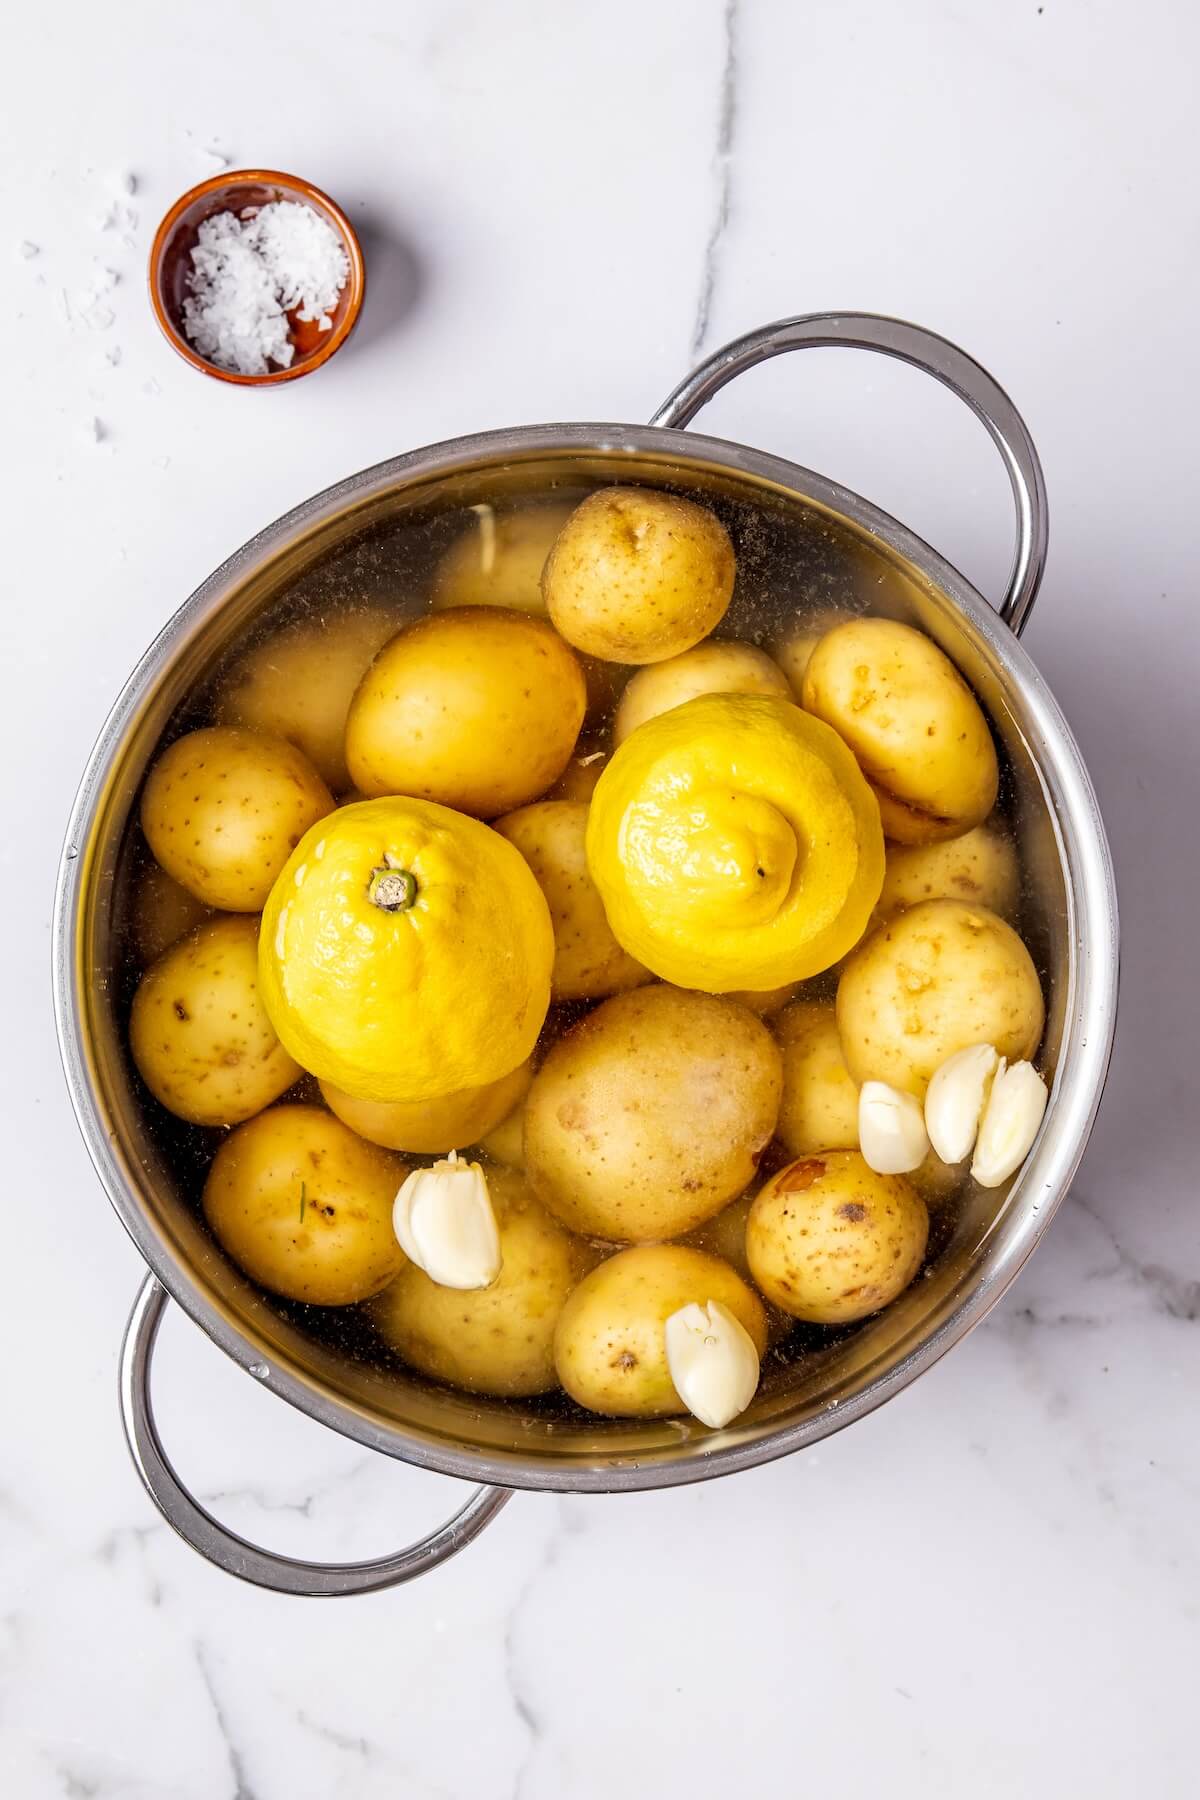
{"left": 651, "top": 312, "right": 1048, "bottom": 637}
{"left": 119, "top": 1275, "right": 512, "bottom": 1597}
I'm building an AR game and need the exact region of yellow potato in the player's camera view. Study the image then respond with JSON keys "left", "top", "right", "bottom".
{"left": 747, "top": 1151, "right": 928, "bottom": 1324}
{"left": 774, "top": 999, "right": 860, "bottom": 1156}
{"left": 524, "top": 986, "right": 781, "bottom": 1242}
{"left": 688, "top": 1194, "right": 795, "bottom": 1347}
{"left": 320, "top": 1060, "right": 532, "bottom": 1155}
{"left": 613, "top": 640, "right": 789, "bottom": 743}
{"left": 802, "top": 617, "right": 999, "bottom": 844}
{"left": 836, "top": 899, "right": 1045, "bottom": 1097}
{"left": 494, "top": 800, "right": 650, "bottom": 1001}
{"left": 370, "top": 1168, "right": 595, "bottom": 1397}
{"left": 129, "top": 916, "right": 301, "bottom": 1126}
{"left": 542, "top": 487, "right": 736, "bottom": 664}
{"left": 128, "top": 860, "right": 211, "bottom": 965}
{"left": 877, "top": 823, "right": 1021, "bottom": 922}
{"left": 547, "top": 748, "right": 609, "bottom": 801}
{"left": 554, "top": 1244, "right": 767, "bottom": 1418}
{"left": 479, "top": 1094, "right": 528, "bottom": 1167}
{"left": 140, "top": 726, "right": 333, "bottom": 911}
{"left": 430, "top": 500, "right": 575, "bottom": 614}
{"left": 773, "top": 607, "right": 858, "bottom": 698}
{"left": 202, "top": 1105, "right": 406, "bottom": 1306}
{"left": 344, "top": 607, "right": 586, "bottom": 817}
{"left": 214, "top": 606, "right": 398, "bottom": 792}
{"left": 727, "top": 980, "right": 805, "bottom": 1016}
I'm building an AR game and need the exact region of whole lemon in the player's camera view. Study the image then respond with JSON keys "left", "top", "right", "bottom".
{"left": 344, "top": 607, "right": 586, "bottom": 818}
{"left": 259, "top": 797, "right": 554, "bottom": 1103}
{"left": 586, "top": 693, "right": 884, "bottom": 991}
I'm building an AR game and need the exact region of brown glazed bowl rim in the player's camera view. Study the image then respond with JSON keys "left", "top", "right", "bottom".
{"left": 148, "top": 168, "right": 366, "bottom": 386}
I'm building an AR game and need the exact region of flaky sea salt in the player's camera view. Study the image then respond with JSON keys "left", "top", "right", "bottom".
{"left": 182, "top": 201, "right": 350, "bottom": 376}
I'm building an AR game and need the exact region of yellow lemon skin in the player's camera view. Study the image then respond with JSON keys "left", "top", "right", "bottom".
{"left": 586, "top": 693, "right": 885, "bottom": 991}
{"left": 320, "top": 1058, "right": 532, "bottom": 1155}
{"left": 344, "top": 607, "right": 586, "bottom": 818}
{"left": 259, "top": 797, "right": 554, "bottom": 1104}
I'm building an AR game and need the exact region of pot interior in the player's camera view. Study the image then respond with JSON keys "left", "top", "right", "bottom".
{"left": 66, "top": 440, "right": 1080, "bottom": 1488}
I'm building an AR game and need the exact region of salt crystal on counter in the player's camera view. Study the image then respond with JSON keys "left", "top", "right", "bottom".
{"left": 181, "top": 201, "right": 350, "bottom": 376}
{"left": 18, "top": 240, "right": 39, "bottom": 260}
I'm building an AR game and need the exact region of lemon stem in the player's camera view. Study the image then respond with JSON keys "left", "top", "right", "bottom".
{"left": 367, "top": 865, "right": 418, "bottom": 912}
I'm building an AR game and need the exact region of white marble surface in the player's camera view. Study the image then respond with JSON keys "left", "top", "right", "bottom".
{"left": 4, "top": 1, "right": 1199, "bottom": 1794}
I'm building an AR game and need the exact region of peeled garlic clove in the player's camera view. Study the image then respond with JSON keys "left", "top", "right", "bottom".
{"left": 664, "top": 1300, "right": 760, "bottom": 1429}
{"left": 971, "top": 1061, "right": 1048, "bottom": 1188}
{"left": 924, "top": 1043, "right": 1000, "bottom": 1164}
{"left": 392, "top": 1152, "right": 502, "bottom": 1289}
{"left": 858, "top": 1080, "right": 929, "bottom": 1174}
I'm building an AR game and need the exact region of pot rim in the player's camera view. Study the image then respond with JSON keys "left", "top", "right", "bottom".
{"left": 53, "top": 419, "right": 1119, "bottom": 1494}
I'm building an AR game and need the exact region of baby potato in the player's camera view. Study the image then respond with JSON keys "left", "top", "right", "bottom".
{"left": 369, "top": 1168, "right": 595, "bottom": 1397}
{"left": 129, "top": 915, "right": 301, "bottom": 1126}
{"left": 320, "top": 1059, "right": 532, "bottom": 1155}
{"left": 772, "top": 607, "right": 857, "bottom": 698}
{"left": 554, "top": 1244, "right": 767, "bottom": 1418}
{"left": 524, "top": 986, "right": 782, "bottom": 1242}
{"left": 548, "top": 748, "right": 609, "bottom": 801}
{"left": 747, "top": 1151, "right": 928, "bottom": 1324}
{"left": 203, "top": 1105, "right": 406, "bottom": 1306}
{"left": 836, "top": 899, "right": 1045, "bottom": 1096}
{"left": 802, "top": 617, "right": 998, "bottom": 844}
{"left": 877, "top": 823, "right": 1021, "bottom": 922}
{"left": 774, "top": 999, "right": 860, "bottom": 1156}
{"left": 141, "top": 726, "right": 333, "bottom": 911}
{"left": 128, "top": 860, "right": 211, "bottom": 965}
{"left": 542, "top": 487, "right": 736, "bottom": 664}
{"left": 215, "top": 606, "right": 398, "bottom": 792}
{"left": 727, "top": 979, "right": 805, "bottom": 1017}
{"left": 344, "top": 607, "right": 586, "bottom": 817}
{"left": 430, "top": 500, "right": 575, "bottom": 614}
{"left": 613, "top": 640, "right": 790, "bottom": 744}
{"left": 494, "top": 800, "right": 650, "bottom": 1001}
{"left": 479, "top": 1093, "right": 528, "bottom": 1167}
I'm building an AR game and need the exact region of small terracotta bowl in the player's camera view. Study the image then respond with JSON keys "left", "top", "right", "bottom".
{"left": 149, "top": 169, "right": 366, "bottom": 386}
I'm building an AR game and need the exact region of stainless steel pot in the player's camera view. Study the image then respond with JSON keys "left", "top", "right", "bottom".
{"left": 53, "top": 314, "right": 1118, "bottom": 1596}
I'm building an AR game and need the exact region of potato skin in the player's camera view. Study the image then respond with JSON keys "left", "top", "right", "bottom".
{"left": 877, "top": 823, "right": 1020, "bottom": 922}
{"left": 773, "top": 607, "right": 858, "bottom": 699}
{"left": 129, "top": 915, "right": 300, "bottom": 1126}
{"left": 320, "top": 1060, "right": 531, "bottom": 1155}
{"left": 774, "top": 999, "right": 860, "bottom": 1157}
{"left": 140, "top": 726, "right": 333, "bottom": 910}
{"left": 802, "top": 617, "right": 998, "bottom": 844}
{"left": 836, "top": 899, "right": 1045, "bottom": 1097}
{"left": 430, "top": 500, "right": 575, "bottom": 614}
{"left": 747, "top": 1151, "right": 928, "bottom": 1324}
{"left": 203, "top": 1105, "right": 406, "bottom": 1306}
{"left": 524, "top": 986, "right": 782, "bottom": 1242}
{"left": 727, "top": 980, "right": 805, "bottom": 1017}
{"left": 494, "top": 800, "right": 650, "bottom": 1001}
{"left": 370, "top": 1169, "right": 596, "bottom": 1397}
{"left": 128, "top": 860, "right": 211, "bottom": 965}
{"left": 344, "top": 607, "right": 586, "bottom": 817}
{"left": 554, "top": 1244, "right": 767, "bottom": 1417}
{"left": 215, "top": 606, "right": 398, "bottom": 792}
{"left": 542, "top": 487, "right": 735, "bottom": 664}
{"left": 613, "top": 640, "right": 789, "bottom": 743}
{"left": 547, "top": 749, "right": 609, "bottom": 802}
